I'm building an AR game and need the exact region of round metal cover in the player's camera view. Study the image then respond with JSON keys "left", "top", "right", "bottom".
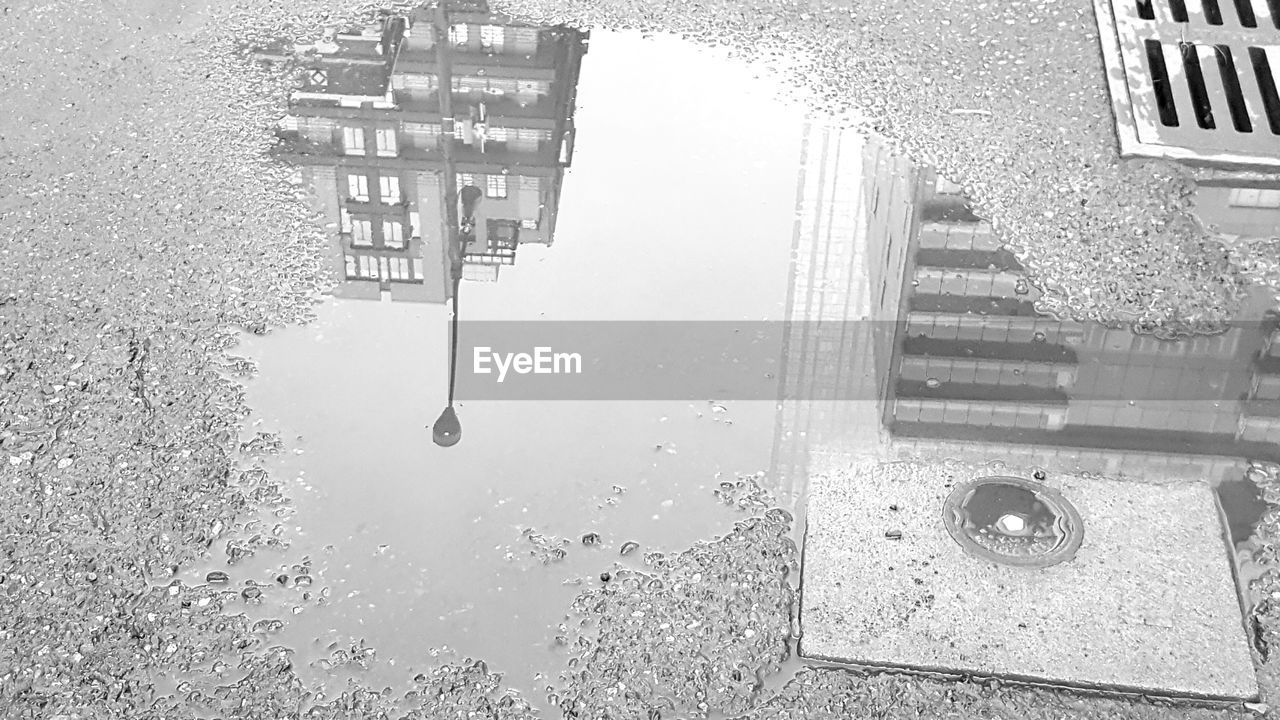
{"left": 942, "top": 476, "right": 1084, "bottom": 568}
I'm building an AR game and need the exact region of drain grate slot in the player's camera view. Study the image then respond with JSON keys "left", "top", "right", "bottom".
{"left": 1231, "top": 0, "right": 1257, "bottom": 27}
{"left": 1250, "top": 47, "right": 1280, "bottom": 133}
{"left": 1146, "top": 39, "right": 1172, "bottom": 124}
{"left": 1138, "top": 0, "right": 1156, "bottom": 19}
{"left": 1181, "top": 42, "right": 1218, "bottom": 128}
{"left": 1202, "top": 0, "right": 1225, "bottom": 25}
{"left": 1269, "top": 0, "right": 1280, "bottom": 29}
{"left": 1215, "top": 45, "right": 1254, "bottom": 131}
{"left": 1146, "top": 39, "right": 1181, "bottom": 126}
{"left": 1168, "top": 0, "right": 1191, "bottom": 22}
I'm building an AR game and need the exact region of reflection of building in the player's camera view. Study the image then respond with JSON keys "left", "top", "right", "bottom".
{"left": 1194, "top": 169, "right": 1280, "bottom": 241}
{"left": 769, "top": 129, "right": 1280, "bottom": 498}
{"left": 871, "top": 144, "right": 1280, "bottom": 463}
{"left": 770, "top": 124, "right": 885, "bottom": 495}
{"left": 275, "top": 1, "right": 587, "bottom": 301}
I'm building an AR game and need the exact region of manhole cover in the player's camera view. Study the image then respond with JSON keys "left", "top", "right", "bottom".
{"left": 942, "top": 476, "right": 1084, "bottom": 568}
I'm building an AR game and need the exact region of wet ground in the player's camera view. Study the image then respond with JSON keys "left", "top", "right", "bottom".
{"left": 2, "top": 0, "right": 1280, "bottom": 718}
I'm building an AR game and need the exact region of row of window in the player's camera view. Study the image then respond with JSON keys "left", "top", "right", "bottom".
{"left": 899, "top": 356, "right": 1075, "bottom": 388}
{"left": 906, "top": 312, "right": 1083, "bottom": 345}
{"left": 345, "top": 255, "right": 423, "bottom": 282}
{"left": 1067, "top": 401, "right": 1241, "bottom": 434}
{"left": 341, "top": 123, "right": 551, "bottom": 155}
{"left": 1228, "top": 187, "right": 1280, "bottom": 209}
{"left": 341, "top": 212, "right": 408, "bottom": 249}
{"left": 390, "top": 74, "right": 551, "bottom": 98}
{"left": 457, "top": 173, "right": 509, "bottom": 198}
{"left": 449, "top": 23, "right": 506, "bottom": 50}
{"left": 894, "top": 398, "right": 1069, "bottom": 431}
{"left": 918, "top": 222, "right": 1000, "bottom": 252}
{"left": 341, "top": 170, "right": 540, "bottom": 225}
{"left": 347, "top": 174, "right": 402, "bottom": 203}
{"left": 914, "top": 267, "right": 1029, "bottom": 299}
{"left": 446, "top": 23, "right": 541, "bottom": 54}
{"left": 342, "top": 126, "right": 398, "bottom": 157}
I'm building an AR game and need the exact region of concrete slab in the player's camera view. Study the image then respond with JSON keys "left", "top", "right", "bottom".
{"left": 799, "top": 459, "right": 1259, "bottom": 700}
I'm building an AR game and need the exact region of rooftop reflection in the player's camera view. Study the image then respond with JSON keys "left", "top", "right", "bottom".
{"left": 273, "top": 0, "right": 587, "bottom": 301}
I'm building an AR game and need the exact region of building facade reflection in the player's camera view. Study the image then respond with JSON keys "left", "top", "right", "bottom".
{"left": 773, "top": 125, "right": 1280, "bottom": 495}
{"left": 872, "top": 145, "right": 1280, "bottom": 464}
{"left": 274, "top": 1, "right": 587, "bottom": 302}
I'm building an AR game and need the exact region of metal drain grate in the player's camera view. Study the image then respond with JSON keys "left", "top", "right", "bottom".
{"left": 1093, "top": 0, "right": 1280, "bottom": 167}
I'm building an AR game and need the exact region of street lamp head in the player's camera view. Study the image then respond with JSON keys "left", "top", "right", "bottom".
{"left": 432, "top": 405, "right": 462, "bottom": 447}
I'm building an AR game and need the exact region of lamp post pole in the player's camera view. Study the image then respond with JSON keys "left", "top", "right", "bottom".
{"left": 431, "top": 1, "right": 465, "bottom": 447}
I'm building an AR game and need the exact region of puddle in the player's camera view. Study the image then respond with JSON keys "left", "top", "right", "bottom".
{"left": 9, "top": 0, "right": 1280, "bottom": 717}
{"left": 235, "top": 4, "right": 1279, "bottom": 713}
{"left": 1219, "top": 475, "right": 1268, "bottom": 546}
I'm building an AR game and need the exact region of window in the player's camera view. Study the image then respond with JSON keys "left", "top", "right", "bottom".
{"left": 1228, "top": 188, "right": 1280, "bottom": 208}
{"left": 485, "top": 174, "right": 508, "bottom": 198}
{"left": 379, "top": 175, "right": 401, "bottom": 204}
{"left": 457, "top": 173, "right": 476, "bottom": 187}
{"left": 340, "top": 209, "right": 353, "bottom": 233}
{"left": 383, "top": 220, "right": 405, "bottom": 249}
{"left": 448, "top": 23, "right": 469, "bottom": 46}
{"left": 351, "top": 219, "right": 372, "bottom": 246}
{"left": 342, "top": 126, "right": 365, "bottom": 155}
{"left": 386, "top": 257, "right": 413, "bottom": 281}
{"left": 345, "top": 254, "right": 379, "bottom": 280}
{"left": 347, "top": 174, "right": 369, "bottom": 201}
{"left": 520, "top": 218, "right": 539, "bottom": 230}
{"left": 479, "top": 25, "right": 505, "bottom": 52}
{"left": 375, "top": 128, "right": 398, "bottom": 157}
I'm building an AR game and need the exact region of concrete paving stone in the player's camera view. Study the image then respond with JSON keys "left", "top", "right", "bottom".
{"left": 800, "top": 458, "right": 1259, "bottom": 700}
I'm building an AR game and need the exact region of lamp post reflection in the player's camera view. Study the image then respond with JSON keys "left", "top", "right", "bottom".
{"left": 431, "top": 1, "right": 465, "bottom": 447}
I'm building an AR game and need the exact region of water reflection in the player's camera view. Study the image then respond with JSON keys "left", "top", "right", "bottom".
{"left": 274, "top": 0, "right": 587, "bottom": 299}
{"left": 249, "top": 1, "right": 1280, "bottom": 704}
{"left": 865, "top": 144, "right": 1280, "bottom": 463}
{"left": 772, "top": 130, "right": 1280, "bottom": 496}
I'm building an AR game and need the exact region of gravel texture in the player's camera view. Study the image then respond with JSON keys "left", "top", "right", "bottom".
{"left": 554, "top": 510, "right": 799, "bottom": 719}
{"left": 491, "top": 0, "right": 1280, "bottom": 333}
